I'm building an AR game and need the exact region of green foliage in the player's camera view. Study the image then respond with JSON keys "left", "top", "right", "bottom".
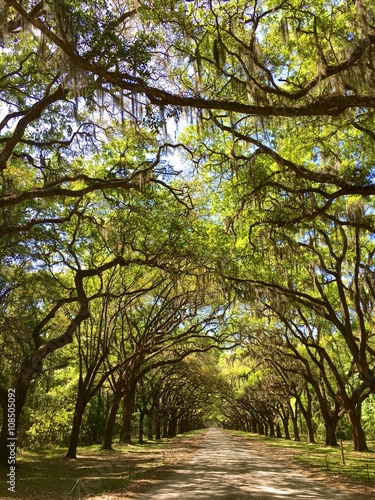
{"left": 2, "top": 0, "right": 375, "bottom": 472}
{"left": 23, "top": 365, "right": 77, "bottom": 448}
{"left": 361, "top": 394, "right": 375, "bottom": 440}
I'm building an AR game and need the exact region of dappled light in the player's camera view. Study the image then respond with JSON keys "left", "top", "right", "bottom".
{"left": 126, "top": 429, "right": 367, "bottom": 499}
{"left": 1, "top": 0, "right": 375, "bottom": 497}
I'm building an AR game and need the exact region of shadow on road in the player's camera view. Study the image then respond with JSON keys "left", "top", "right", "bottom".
{"left": 130, "top": 429, "right": 371, "bottom": 499}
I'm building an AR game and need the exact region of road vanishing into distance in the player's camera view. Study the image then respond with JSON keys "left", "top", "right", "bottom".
{"left": 124, "top": 428, "right": 373, "bottom": 500}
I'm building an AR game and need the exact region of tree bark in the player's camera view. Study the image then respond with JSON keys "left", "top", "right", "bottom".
{"left": 324, "top": 414, "right": 340, "bottom": 447}
{"left": 275, "top": 421, "right": 282, "bottom": 438}
{"left": 257, "top": 420, "right": 265, "bottom": 435}
{"left": 0, "top": 361, "right": 36, "bottom": 467}
{"left": 66, "top": 409, "right": 84, "bottom": 459}
{"left": 297, "top": 385, "right": 316, "bottom": 444}
{"left": 138, "top": 409, "right": 145, "bottom": 444}
{"left": 281, "top": 418, "right": 290, "bottom": 439}
{"left": 288, "top": 401, "right": 300, "bottom": 441}
{"left": 279, "top": 406, "right": 291, "bottom": 440}
{"left": 147, "top": 409, "right": 154, "bottom": 440}
{"left": 119, "top": 382, "right": 136, "bottom": 444}
{"left": 250, "top": 417, "right": 258, "bottom": 434}
{"left": 347, "top": 407, "right": 368, "bottom": 452}
{"left": 168, "top": 408, "right": 178, "bottom": 438}
{"left": 154, "top": 410, "right": 161, "bottom": 440}
{"left": 66, "top": 380, "right": 88, "bottom": 459}
{"left": 266, "top": 415, "right": 275, "bottom": 437}
{"left": 101, "top": 388, "right": 123, "bottom": 450}
{"left": 161, "top": 408, "right": 169, "bottom": 438}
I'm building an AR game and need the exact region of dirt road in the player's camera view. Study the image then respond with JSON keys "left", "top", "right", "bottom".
{"left": 122, "top": 428, "right": 373, "bottom": 499}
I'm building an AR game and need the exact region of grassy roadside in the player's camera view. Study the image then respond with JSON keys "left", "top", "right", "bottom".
{"left": 4, "top": 428, "right": 374, "bottom": 499}
{"left": 228, "top": 430, "right": 375, "bottom": 491}
{"left": 0, "top": 430, "right": 205, "bottom": 500}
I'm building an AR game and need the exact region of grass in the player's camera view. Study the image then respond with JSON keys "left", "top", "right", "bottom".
{"left": 228, "top": 430, "right": 375, "bottom": 489}
{"left": 3, "top": 429, "right": 373, "bottom": 498}
{"left": 0, "top": 435, "right": 191, "bottom": 499}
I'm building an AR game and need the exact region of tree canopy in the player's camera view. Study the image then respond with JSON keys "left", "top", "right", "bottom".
{"left": 1, "top": 0, "right": 375, "bottom": 473}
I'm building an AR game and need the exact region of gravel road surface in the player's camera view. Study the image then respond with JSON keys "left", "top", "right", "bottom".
{"left": 124, "top": 428, "right": 372, "bottom": 499}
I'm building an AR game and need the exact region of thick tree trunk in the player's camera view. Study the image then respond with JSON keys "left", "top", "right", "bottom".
{"left": 119, "top": 383, "right": 136, "bottom": 444}
{"left": 161, "top": 409, "right": 169, "bottom": 438}
{"left": 66, "top": 384, "right": 88, "bottom": 459}
{"left": 307, "top": 377, "right": 340, "bottom": 447}
{"left": 0, "top": 365, "right": 32, "bottom": 467}
{"left": 267, "top": 416, "right": 275, "bottom": 437}
{"left": 155, "top": 417, "right": 161, "bottom": 440}
{"left": 245, "top": 418, "right": 251, "bottom": 433}
{"left": 168, "top": 408, "right": 178, "bottom": 438}
{"left": 66, "top": 410, "right": 84, "bottom": 459}
{"left": 257, "top": 420, "right": 265, "bottom": 435}
{"left": 291, "top": 417, "right": 300, "bottom": 441}
{"left": 288, "top": 402, "right": 300, "bottom": 441}
{"left": 168, "top": 417, "right": 178, "bottom": 437}
{"left": 138, "top": 409, "right": 145, "bottom": 444}
{"left": 347, "top": 408, "right": 368, "bottom": 452}
{"left": 302, "top": 409, "right": 316, "bottom": 444}
{"left": 297, "top": 386, "right": 315, "bottom": 444}
{"left": 275, "top": 421, "right": 282, "bottom": 438}
{"left": 101, "top": 389, "right": 123, "bottom": 450}
{"left": 324, "top": 415, "right": 340, "bottom": 447}
{"left": 279, "top": 407, "right": 290, "bottom": 440}
{"left": 120, "top": 407, "right": 133, "bottom": 444}
{"left": 147, "top": 409, "right": 154, "bottom": 440}
{"left": 282, "top": 417, "right": 290, "bottom": 439}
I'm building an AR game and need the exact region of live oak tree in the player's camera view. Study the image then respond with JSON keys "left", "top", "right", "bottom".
{"left": 258, "top": 306, "right": 370, "bottom": 449}
{"left": 207, "top": 198, "right": 375, "bottom": 449}
{"left": 190, "top": 147, "right": 375, "bottom": 449}
{"left": 65, "top": 267, "right": 162, "bottom": 459}
{"left": 0, "top": 13, "right": 196, "bottom": 462}
{"left": 2, "top": 0, "right": 375, "bottom": 236}
{"left": 115, "top": 280, "right": 229, "bottom": 445}
{"left": 4, "top": 0, "right": 375, "bottom": 202}
{"left": 0, "top": 159, "right": 193, "bottom": 466}
{"left": 0, "top": 247, "right": 155, "bottom": 465}
{"left": 2, "top": 0, "right": 375, "bottom": 464}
